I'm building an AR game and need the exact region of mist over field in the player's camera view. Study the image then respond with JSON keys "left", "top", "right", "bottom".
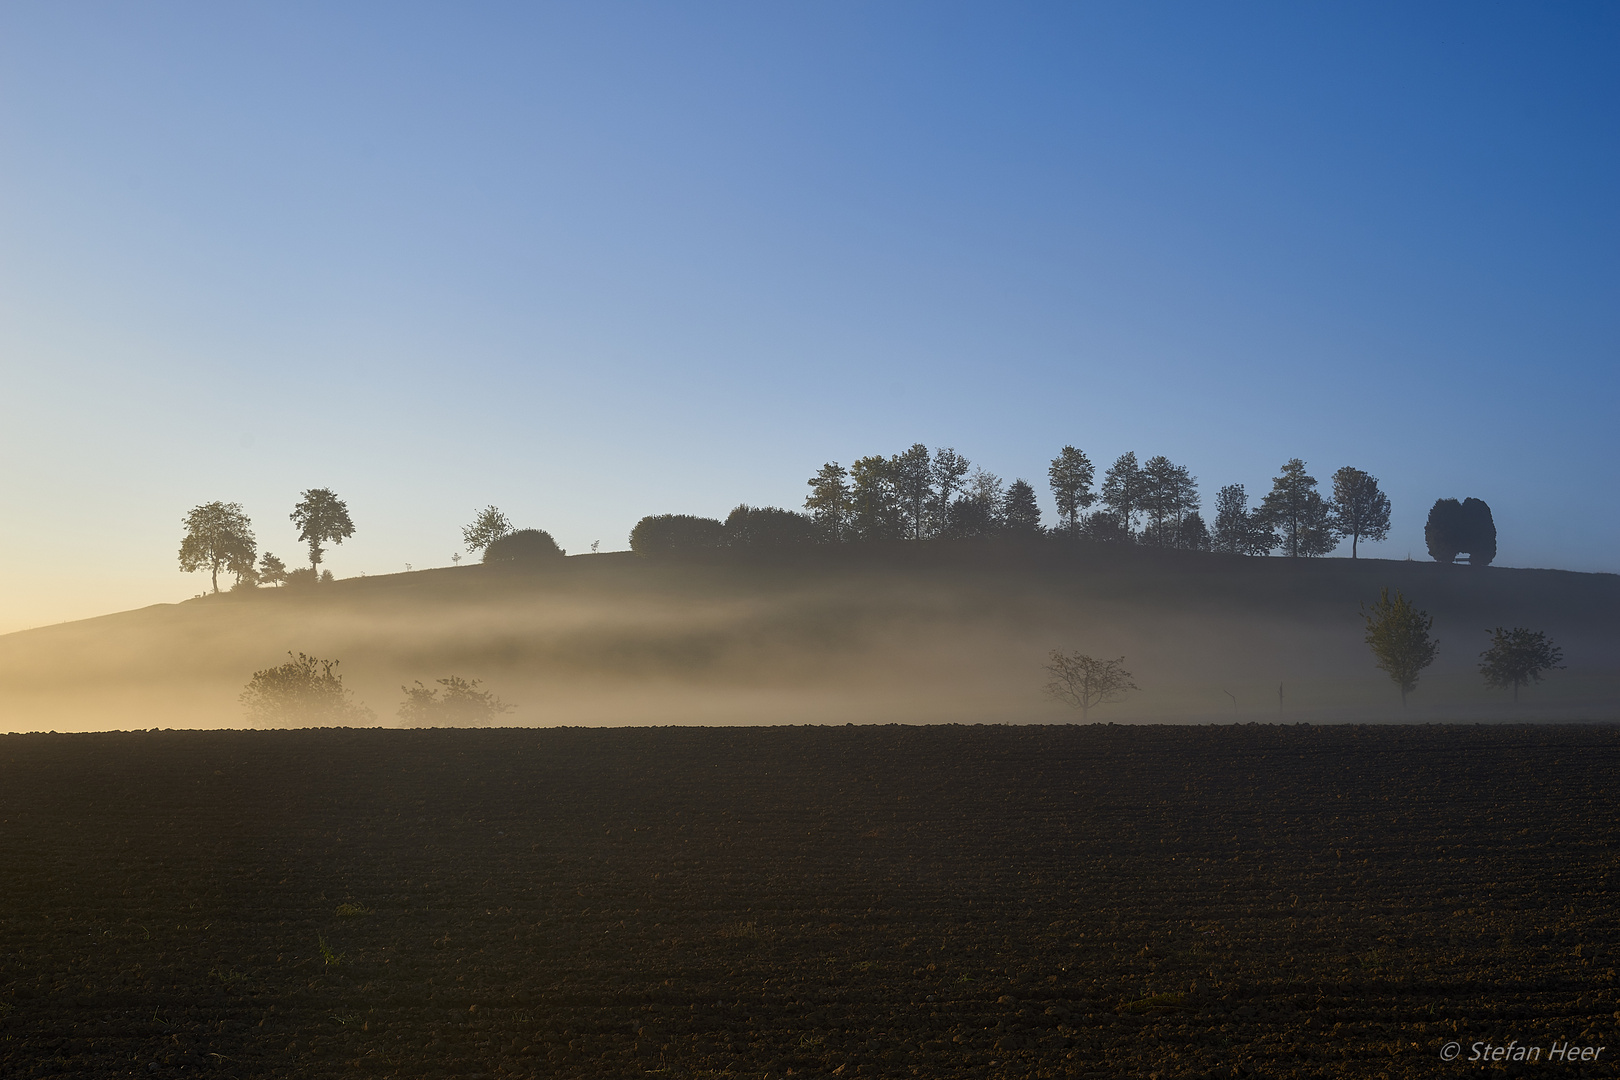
{"left": 2, "top": 545, "right": 1614, "bottom": 733}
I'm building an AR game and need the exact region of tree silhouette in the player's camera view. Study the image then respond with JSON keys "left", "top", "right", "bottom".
{"left": 290, "top": 489, "right": 355, "bottom": 582}
{"left": 1362, "top": 588, "right": 1438, "bottom": 706}
{"left": 178, "top": 501, "right": 257, "bottom": 593}
{"left": 1140, "top": 455, "right": 1198, "bottom": 548}
{"left": 1213, "top": 484, "right": 1273, "bottom": 555}
{"left": 891, "top": 444, "right": 933, "bottom": 540}
{"left": 462, "top": 506, "right": 513, "bottom": 555}
{"left": 1043, "top": 651, "right": 1139, "bottom": 720}
{"left": 1459, "top": 498, "right": 1497, "bottom": 566}
{"left": 1047, "top": 446, "right": 1096, "bottom": 534}
{"left": 1004, "top": 479, "right": 1042, "bottom": 533}
{"left": 804, "top": 463, "right": 852, "bottom": 541}
{"left": 1329, "top": 467, "right": 1391, "bottom": 559}
{"left": 1259, "top": 459, "right": 1334, "bottom": 557}
{"left": 484, "top": 528, "right": 565, "bottom": 563}
{"left": 848, "top": 455, "right": 902, "bottom": 541}
{"left": 929, "top": 448, "right": 971, "bottom": 536}
{"left": 257, "top": 552, "right": 289, "bottom": 586}
{"left": 723, "top": 505, "right": 817, "bottom": 547}
{"left": 1479, "top": 627, "right": 1563, "bottom": 701}
{"left": 1100, "top": 452, "right": 1144, "bottom": 540}
{"left": 629, "top": 514, "right": 724, "bottom": 555}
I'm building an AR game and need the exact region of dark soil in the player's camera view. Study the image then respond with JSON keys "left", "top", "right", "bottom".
{"left": 3, "top": 723, "right": 1619, "bottom": 1079}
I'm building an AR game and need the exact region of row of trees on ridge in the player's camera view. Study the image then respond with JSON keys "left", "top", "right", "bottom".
{"left": 627, "top": 446, "right": 1398, "bottom": 559}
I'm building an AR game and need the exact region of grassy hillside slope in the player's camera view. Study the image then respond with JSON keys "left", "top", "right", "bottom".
{"left": 1, "top": 542, "right": 1615, "bottom": 730}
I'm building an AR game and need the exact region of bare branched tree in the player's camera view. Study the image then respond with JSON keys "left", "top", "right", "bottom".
{"left": 1043, "top": 651, "right": 1140, "bottom": 720}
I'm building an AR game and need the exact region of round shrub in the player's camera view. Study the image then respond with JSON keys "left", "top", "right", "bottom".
{"left": 722, "top": 504, "right": 817, "bottom": 547}
{"left": 483, "top": 528, "right": 565, "bottom": 564}
{"left": 629, "top": 514, "right": 725, "bottom": 556}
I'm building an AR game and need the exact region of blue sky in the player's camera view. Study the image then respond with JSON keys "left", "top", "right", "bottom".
{"left": 0, "top": 3, "right": 1615, "bottom": 631}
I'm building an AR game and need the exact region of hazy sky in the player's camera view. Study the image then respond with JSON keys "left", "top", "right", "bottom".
{"left": 1, "top": 3, "right": 1615, "bottom": 633}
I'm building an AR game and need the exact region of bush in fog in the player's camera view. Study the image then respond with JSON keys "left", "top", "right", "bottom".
{"left": 630, "top": 514, "right": 725, "bottom": 556}
{"left": 723, "top": 505, "right": 817, "bottom": 547}
{"left": 398, "top": 676, "right": 513, "bottom": 727}
{"left": 241, "top": 652, "right": 374, "bottom": 725}
{"left": 1479, "top": 627, "right": 1563, "bottom": 702}
{"left": 1042, "top": 650, "right": 1140, "bottom": 720}
{"left": 285, "top": 567, "right": 334, "bottom": 588}
{"left": 483, "top": 528, "right": 564, "bottom": 563}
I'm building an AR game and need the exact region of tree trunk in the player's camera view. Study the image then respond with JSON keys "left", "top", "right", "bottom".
{"left": 211, "top": 565, "right": 219, "bottom": 594}
{"left": 1351, "top": 531, "right": 1359, "bottom": 559}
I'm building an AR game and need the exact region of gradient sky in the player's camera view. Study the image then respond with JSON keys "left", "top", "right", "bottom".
{"left": 1, "top": 3, "right": 1615, "bottom": 634}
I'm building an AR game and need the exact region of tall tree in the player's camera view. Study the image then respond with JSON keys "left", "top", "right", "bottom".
{"left": 1178, "top": 510, "right": 1211, "bottom": 551}
{"left": 1479, "top": 627, "right": 1563, "bottom": 702}
{"left": 943, "top": 468, "right": 1006, "bottom": 539}
{"left": 890, "top": 443, "right": 933, "bottom": 540}
{"left": 804, "top": 463, "right": 852, "bottom": 542}
{"left": 1213, "top": 484, "right": 1253, "bottom": 554}
{"left": 1004, "top": 479, "right": 1042, "bottom": 533}
{"left": 1140, "top": 456, "right": 1198, "bottom": 547}
{"left": 929, "top": 448, "right": 972, "bottom": 536}
{"left": 848, "top": 455, "right": 902, "bottom": 542}
{"left": 1362, "top": 588, "right": 1438, "bottom": 706}
{"left": 1258, "top": 459, "right": 1334, "bottom": 557}
{"left": 462, "top": 506, "right": 512, "bottom": 555}
{"left": 178, "top": 501, "right": 257, "bottom": 594}
{"left": 1047, "top": 446, "right": 1096, "bottom": 534}
{"left": 290, "top": 488, "right": 355, "bottom": 582}
{"left": 1328, "top": 467, "right": 1391, "bottom": 559}
{"left": 1100, "top": 452, "right": 1144, "bottom": 539}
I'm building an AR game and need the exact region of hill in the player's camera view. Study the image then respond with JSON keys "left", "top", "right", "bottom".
{"left": 1, "top": 542, "right": 1616, "bottom": 730}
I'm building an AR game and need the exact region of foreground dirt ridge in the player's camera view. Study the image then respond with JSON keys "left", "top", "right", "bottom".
{"left": 2, "top": 723, "right": 1618, "bottom": 1079}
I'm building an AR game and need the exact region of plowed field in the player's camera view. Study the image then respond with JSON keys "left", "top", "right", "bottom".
{"left": 3, "top": 724, "right": 1618, "bottom": 1079}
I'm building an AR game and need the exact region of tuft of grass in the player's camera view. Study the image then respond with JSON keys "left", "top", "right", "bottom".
{"left": 207, "top": 967, "right": 249, "bottom": 986}
{"left": 334, "top": 903, "right": 374, "bottom": 918}
{"left": 330, "top": 1014, "right": 360, "bottom": 1027}
{"left": 317, "top": 935, "right": 345, "bottom": 967}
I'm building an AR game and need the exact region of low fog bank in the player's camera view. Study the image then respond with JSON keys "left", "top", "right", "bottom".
{"left": 1, "top": 545, "right": 1615, "bottom": 732}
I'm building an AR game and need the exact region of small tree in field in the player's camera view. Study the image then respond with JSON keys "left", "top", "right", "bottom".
{"left": 240, "top": 652, "right": 374, "bottom": 725}
{"left": 1043, "top": 651, "right": 1139, "bottom": 720}
{"left": 1479, "top": 627, "right": 1564, "bottom": 702}
{"left": 178, "top": 501, "right": 257, "bottom": 593}
{"left": 1362, "top": 588, "right": 1438, "bottom": 706}
{"left": 398, "top": 676, "right": 513, "bottom": 727}
{"left": 462, "top": 506, "right": 513, "bottom": 555}
{"left": 257, "top": 552, "right": 290, "bottom": 586}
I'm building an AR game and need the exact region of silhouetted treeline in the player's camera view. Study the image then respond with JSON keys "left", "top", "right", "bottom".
{"left": 627, "top": 447, "right": 1428, "bottom": 560}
